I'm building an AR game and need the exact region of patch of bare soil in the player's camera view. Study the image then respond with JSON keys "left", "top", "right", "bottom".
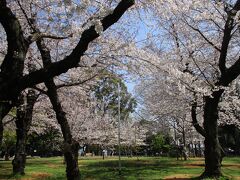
{"left": 184, "top": 161, "right": 240, "bottom": 169}
{"left": 183, "top": 161, "right": 204, "bottom": 169}
{"left": 189, "top": 161, "right": 204, "bottom": 165}
{"left": 164, "top": 174, "right": 196, "bottom": 180}
{"left": 46, "top": 163, "right": 60, "bottom": 168}
{"left": 223, "top": 164, "right": 240, "bottom": 169}
{"left": 31, "top": 172, "right": 52, "bottom": 179}
{"left": 8, "top": 173, "right": 52, "bottom": 180}
{"left": 32, "top": 172, "right": 52, "bottom": 178}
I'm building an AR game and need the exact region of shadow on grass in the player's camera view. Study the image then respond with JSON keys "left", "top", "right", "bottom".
{"left": 0, "top": 158, "right": 65, "bottom": 180}
{"left": 0, "top": 158, "right": 201, "bottom": 180}
{"left": 2, "top": 157, "right": 237, "bottom": 180}
{"left": 79, "top": 159, "right": 203, "bottom": 180}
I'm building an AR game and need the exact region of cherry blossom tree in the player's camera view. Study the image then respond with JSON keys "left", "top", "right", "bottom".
{"left": 135, "top": 73, "right": 203, "bottom": 160}
{"left": 134, "top": 0, "right": 240, "bottom": 178}
{"left": 12, "top": 89, "right": 38, "bottom": 175}
{"left": 0, "top": 1, "right": 134, "bottom": 179}
{"left": 0, "top": 0, "right": 134, "bottom": 144}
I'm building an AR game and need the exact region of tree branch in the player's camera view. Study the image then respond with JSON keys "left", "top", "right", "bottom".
{"left": 219, "top": 56, "right": 240, "bottom": 86}
{"left": 218, "top": 0, "right": 240, "bottom": 76}
{"left": 218, "top": 15, "right": 235, "bottom": 76}
{"left": 215, "top": 1, "right": 240, "bottom": 86}
{"left": 0, "top": 1, "right": 28, "bottom": 79}
{"left": 29, "top": 32, "right": 72, "bottom": 43}
{"left": 185, "top": 21, "right": 221, "bottom": 52}
{"left": 233, "top": 0, "right": 240, "bottom": 11}
{"left": 0, "top": 0, "right": 134, "bottom": 100}
{"left": 16, "top": 0, "right": 72, "bottom": 43}
{"left": 3, "top": 117, "right": 16, "bottom": 126}
{"left": 57, "top": 73, "right": 99, "bottom": 89}
{"left": 191, "top": 100, "right": 206, "bottom": 137}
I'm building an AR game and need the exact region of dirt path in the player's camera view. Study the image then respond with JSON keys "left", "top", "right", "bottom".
{"left": 163, "top": 174, "right": 196, "bottom": 179}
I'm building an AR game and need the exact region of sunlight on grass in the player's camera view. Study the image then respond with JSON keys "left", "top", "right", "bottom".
{"left": 0, "top": 157, "right": 239, "bottom": 179}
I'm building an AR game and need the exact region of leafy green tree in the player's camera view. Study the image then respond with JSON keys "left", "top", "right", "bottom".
{"left": 218, "top": 125, "right": 240, "bottom": 155}
{"left": 146, "top": 132, "right": 173, "bottom": 155}
{"left": 27, "top": 127, "right": 62, "bottom": 157}
{"left": 93, "top": 75, "right": 137, "bottom": 120}
{"left": 2, "top": 131, "right": 16, "bottom": 161}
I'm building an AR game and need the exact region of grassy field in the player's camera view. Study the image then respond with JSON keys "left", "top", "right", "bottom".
{"left": 0, "top": 156, "right": 239, "bottom": 180}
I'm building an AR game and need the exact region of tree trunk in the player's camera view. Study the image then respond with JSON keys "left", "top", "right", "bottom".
{"left": 12, "top": 135, "right": 26, "bottom": 174}
{"left": 182, "top": 120, "right": 187, "bottom": 161}
{"left": 0, "top": 119, "right": 3, "bottom": 147}
{"left": 4, "top": 151, "right": 10, "bottom": 161}
{"left": 0, "top": 103, "right": 12, "bottom": 146}
{"left": 45, "top": 79, "right": 80, "bottom": 180}
{"left": 201, "top": 90, "right": 224, "bottom": 178}
{"left": 36, "top": 37, "right": 80, "bottom": 179}
{"left": 12, "top": 90, "right": 38, "bottom": 175}
{"left": 63, "top": 140, "right": 80, "bottom": 180}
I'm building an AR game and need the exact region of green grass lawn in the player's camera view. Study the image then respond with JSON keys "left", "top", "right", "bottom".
{"left": 0, "top": 156, "right": 239, "bottom": 179}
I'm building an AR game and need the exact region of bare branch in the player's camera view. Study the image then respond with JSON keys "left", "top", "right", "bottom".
{"left": 29, "top": 32, "right": 72, "bottom": 43}
{"left": 184, "top": 20, "right": 221, "bottom": 52}
{"left": 20, "top": 0, "right": 134, "bottom": 89}
{"left": 3, "top": 117, "right": 16, "bottom": 126}
{"left": 191, "top": 100, "right": 206, "bottom": 137}
{"left": 57, "top": 73, "right": 99, "bottom": 89}
{"left": 0, "top": 0, "right": 134, "bottom": 100}
{"left": 233, "top": 0, "right": 240, "bottom": 11}
{"left": 32, "top": 86, "right": 47, "bottom": 95}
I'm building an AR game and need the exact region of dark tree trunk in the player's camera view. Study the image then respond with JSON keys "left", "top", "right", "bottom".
{"left": 62, "top": 140, "right": 80, "bottom": 180}
{"left": 36, "top": 35, "right": 81, "bottom": 179}
{"left": 4, "top": 151, "right": 10, "bottom": 161}
{"left": 12, "top": 90, "right": 38, "bottom": 175}
{"left": 201, "top": 90, "right": 224, "bottom": 178}
{"left": 0, "top": 103, "right": 12, "bottom": 146}
{"left": 45, "top": 79, "right": 80, "bottom": 180}
{"left": 12, "top": 132, "right": 26, "bottom": 175}
{"left": 182, "top": 120, "right": 187, "bottom": 161}
{"left": 0, "top": 118, "right": 3, "bottom": 147}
